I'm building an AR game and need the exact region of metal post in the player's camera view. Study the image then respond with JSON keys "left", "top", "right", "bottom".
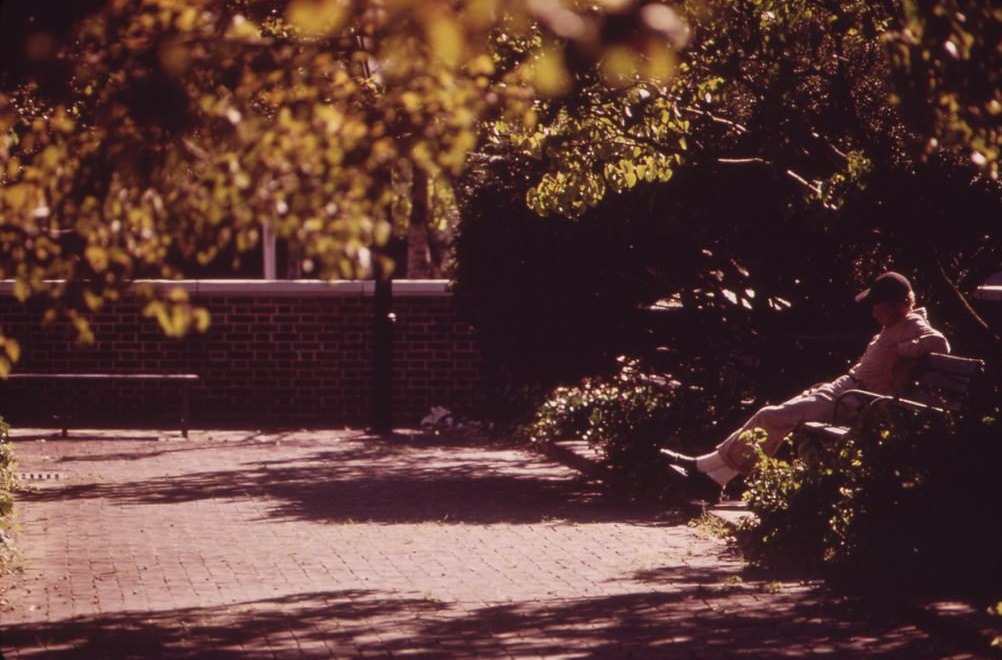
{"left": 371, "top": 273, "right": 395, "bottom": 434}
{"left": 262, "top": 219, "right": 277, "bottom": 280}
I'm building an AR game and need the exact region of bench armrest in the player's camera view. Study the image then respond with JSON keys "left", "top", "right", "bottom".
{"left": 833, "top": 389, "right": 887, "bottom": 425}
{"left": 833, "top": 388, "right": 944, "bottom": 426}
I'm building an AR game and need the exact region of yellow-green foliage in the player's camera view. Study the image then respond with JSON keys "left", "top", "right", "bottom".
{"left": 0, "top": 0, "right": 691, "bottom": 376}
{"left": 526, "top": 358, "right": 689, "bottom": 502}
{"left": 887, "top": 1, "right": 1002, "bottom": 177}
{"left": 0, "top": 415, "right": 16, "bottom": 575}
{"left": 0, "top": 416, "right": 14, "bottom": 520}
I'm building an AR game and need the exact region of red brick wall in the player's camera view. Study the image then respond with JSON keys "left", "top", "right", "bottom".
{"left": 0, "top": 281, "right": 486, "bottom": 428}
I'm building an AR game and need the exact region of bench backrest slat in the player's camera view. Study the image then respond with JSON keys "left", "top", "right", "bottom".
{"left": 918, "top": 352, "right": 983, "bottom": 376}
{"left": 898, "top": 352, "right": 983, "bottom": 413}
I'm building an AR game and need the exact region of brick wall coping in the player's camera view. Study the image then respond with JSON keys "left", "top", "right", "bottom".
{"left": 3, "top": 278, "right": 995, "bottom": 302}
{"left": 0, "top": 279, "right": 452, "bottom": 298}
{"left": 975, "top": 285, "right": 1002, "bottom": 301}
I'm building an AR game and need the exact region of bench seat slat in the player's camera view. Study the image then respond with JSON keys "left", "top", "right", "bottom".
{"left": 898, "top": 386, "right": 966, "bottom": 411}
{"left": 801, "top": 421, "right": 849, "bottom": 437}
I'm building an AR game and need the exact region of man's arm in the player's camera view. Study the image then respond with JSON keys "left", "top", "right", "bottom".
{"left": 889, "top": 315, "right": 948, "bottom": 394}
{"left": 890, "top": 357, "right": 918, "bottom": 394}
{"left": 897, "top": 315, "right": 950, "bottom": 358}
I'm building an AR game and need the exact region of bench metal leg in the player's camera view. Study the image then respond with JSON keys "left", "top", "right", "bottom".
{"left": 181, "top": 384, "right": 190, "bottom": 438}
{"left": 58, "top": 387, "right": 70, "bottom": 438}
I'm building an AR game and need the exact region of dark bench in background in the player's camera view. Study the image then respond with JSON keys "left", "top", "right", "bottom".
{"left": 5, "top": 372, "right": 199, "bottom": 438}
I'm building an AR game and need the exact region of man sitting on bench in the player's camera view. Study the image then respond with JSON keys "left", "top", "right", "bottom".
{"left": 662, "top": 271, "right": 951, "bottom": 501}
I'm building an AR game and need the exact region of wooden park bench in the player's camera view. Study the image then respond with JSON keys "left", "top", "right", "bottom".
{"left": 5, "top": 372, "right": 199, "bottom": 438}
{"left": 796, "top": 352, "right": 985, "bottom": 446}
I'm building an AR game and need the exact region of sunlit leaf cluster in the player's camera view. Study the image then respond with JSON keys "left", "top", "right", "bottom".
{"left": 483, "top": 0, "right": 906, "bottom": 222}
{"left": 509, "top": 85, "right": 688, "bottom": 217}
{"left": 886, "top": 1, "right": 1002, "bottom": 178}
{"left": 670, "top": 0, "right": 897, "bottom": 205}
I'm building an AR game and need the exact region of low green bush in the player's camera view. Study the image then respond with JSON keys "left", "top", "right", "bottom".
{"left": 524, "top": 358, "right": 701, "bottom": 502}
{"left": 0, "top": 415, "right": 17, "bottom": 574}
{"left": 0, "top": 416, "right": 14, "bottom": 519}
{"left": 732, "top": 427, "right": 840, "bottom": 574}
{"left": 738, "top": 401, "right": 1002, "bottom": 595}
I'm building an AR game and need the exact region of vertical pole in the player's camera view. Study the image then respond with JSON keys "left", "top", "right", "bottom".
{"left": 180, "top": 380, "right": 191, "bottom": 439}
{"left": 356, "top": 26, "right": 394, "bottom": 433}
{"left": 262, "top": 219, "right": 277, "bottom": 280}
{"left": 371, "top": 266, "right": 395, "bottom": 434}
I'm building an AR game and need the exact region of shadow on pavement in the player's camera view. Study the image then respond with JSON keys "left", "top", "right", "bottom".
{"left": 17, "top": 433, "right": 682, "bottom": 526}
{"left": 6, "top": 432, "right": 997, "bottom": 658}
{"left": 1, "top": 579, "right": 984, "bottom": 659}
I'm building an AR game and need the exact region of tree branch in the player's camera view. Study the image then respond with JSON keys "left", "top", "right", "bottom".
{"left": 676, "top": 103, "right": 748, "bottom": 135}
{"left": 929, "top": 244, "right": 1002, "bottom": 347}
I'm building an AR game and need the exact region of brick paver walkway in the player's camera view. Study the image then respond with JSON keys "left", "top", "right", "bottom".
{"left": 0, "top": 429, "right": 994, "bottom": 658}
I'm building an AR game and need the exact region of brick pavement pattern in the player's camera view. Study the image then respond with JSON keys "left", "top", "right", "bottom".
{"left": 0, "top": 429, "right": 991, "bottom": 658}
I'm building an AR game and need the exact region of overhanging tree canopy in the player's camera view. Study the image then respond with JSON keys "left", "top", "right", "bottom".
{"left": 0, "top": 0, "right": 688, "bottom": 374}
{"left": 886, "top": 0, "right": 1002, "bottom": 178}
{"left": 0, "top": 0, "right": 1000, "bottom": 381}
{"left": 455, "top": 0, "right": 1002, "bottom": 404}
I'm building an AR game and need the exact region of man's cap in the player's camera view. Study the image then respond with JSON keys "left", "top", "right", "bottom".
{"left": 855, "top": 271, "right": 912, "bottom": 305}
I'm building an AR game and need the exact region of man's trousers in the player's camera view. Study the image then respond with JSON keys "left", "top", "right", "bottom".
{"left": 715, "top": 374, "right": 857, "bottom": 474}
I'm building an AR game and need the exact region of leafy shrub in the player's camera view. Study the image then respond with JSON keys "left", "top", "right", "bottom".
{"left": 0, "top": 415, "right": 17, "bottom": 575}
{"left": 525, "top": 358, "right": 700, "bottom": 501}
{"left": 738, "top": 398, "right": 1002, "bottom": 595}
{"left": 0, "top": 416, "right": 14, "bottom": 519}
{"left": 735, "top": 428, "right": 842, "bottom": 574}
